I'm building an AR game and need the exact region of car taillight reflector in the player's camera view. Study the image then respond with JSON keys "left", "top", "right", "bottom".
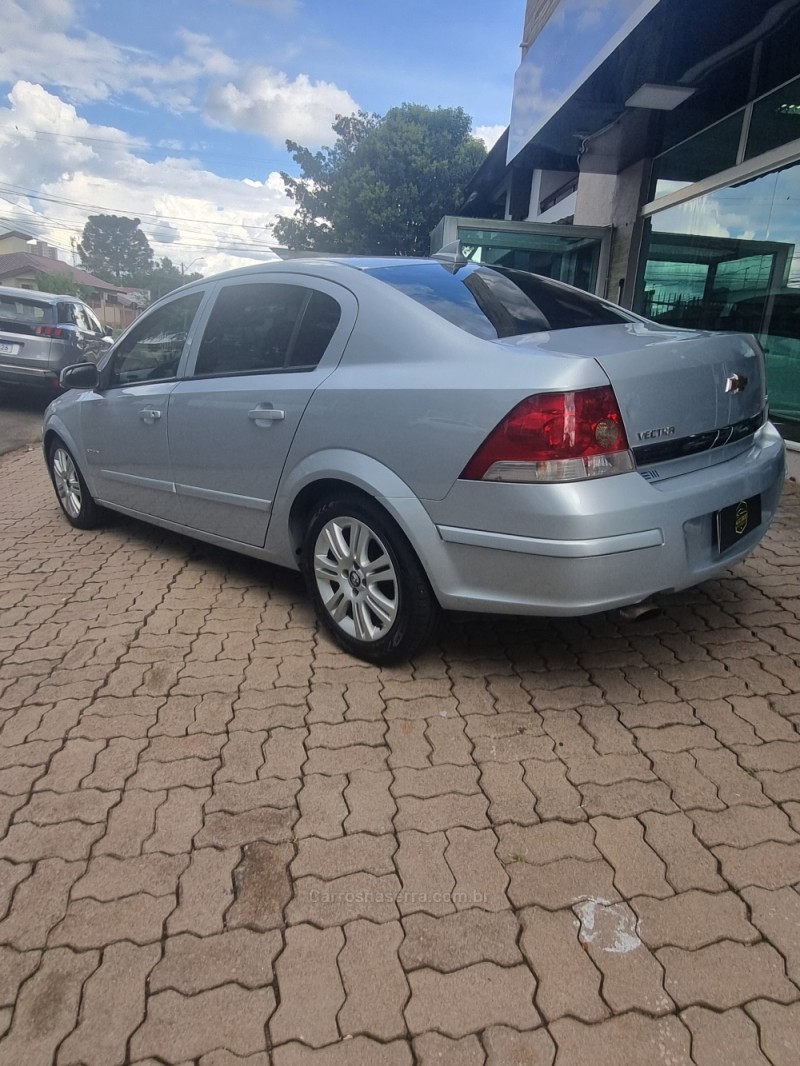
{"left": 35, "top": 325, "right": 70, "bottom": 338}
{"left": 461, "top": 386, "right": 635, "bottom": 483}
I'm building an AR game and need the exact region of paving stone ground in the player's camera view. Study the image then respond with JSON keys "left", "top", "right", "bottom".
{"left": 1, "top": 445, "right": 800, "bottom": 1065}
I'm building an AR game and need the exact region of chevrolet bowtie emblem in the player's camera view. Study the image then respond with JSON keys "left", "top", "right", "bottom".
{"left": 725, "top": 373, "right": 748, "bottom": 394}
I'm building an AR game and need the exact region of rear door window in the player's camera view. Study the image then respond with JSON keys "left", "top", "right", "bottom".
{"left": 193, "top": 282, "right": 341, "bottom": 377}
{"left": 364, "top": 262, "right": 631, "bottom": 339}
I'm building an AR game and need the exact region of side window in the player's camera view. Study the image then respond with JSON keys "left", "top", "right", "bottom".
{"left": 108, "top": 292, "right": 204, "bottom": 387}
{"left": 288, "top": 290, "right": 342, "bottom": 368}
{"left": 84, "top": 307, "right": 104, "bottom": 334}
{"left": 72, "top": 306, "right": 91, "bottom": 332}
{"left": 194, "top": 283, "right": 307, "bottom": 377}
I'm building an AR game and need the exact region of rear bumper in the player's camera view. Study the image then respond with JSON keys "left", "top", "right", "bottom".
{"left": 0, "top": 362, "right": 60, "bottom": 388}
{"left": 420, "top": 423, "right": 786, "bottom": 616}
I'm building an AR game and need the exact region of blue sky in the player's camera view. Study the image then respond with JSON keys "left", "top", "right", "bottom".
{"left": 0, "top": 0, "right": 523, "bottom": 272}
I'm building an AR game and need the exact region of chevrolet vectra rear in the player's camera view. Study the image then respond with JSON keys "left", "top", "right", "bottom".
{"left": 44, "top": 256, "right": 785, "bottom": 663}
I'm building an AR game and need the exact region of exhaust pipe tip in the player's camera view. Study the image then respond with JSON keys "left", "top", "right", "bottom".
{"left": 617, "top": 600, "right": 662, "bottom": 622}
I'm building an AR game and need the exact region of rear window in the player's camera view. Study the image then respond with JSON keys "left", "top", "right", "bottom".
{"left": 364, "top": 262, "right": 630, "bottom": 340}
{"left": 0, "top": 294, "right": 55, "bottom": 336}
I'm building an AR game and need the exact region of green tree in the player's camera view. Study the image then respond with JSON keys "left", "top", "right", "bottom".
{"left": 78, "top": 215, "right": 154, "bottom": 283}
{"left": 34, "top": 271, "right": 94, "bottom": 302}
{"left": 273, "top": 104, "right": 486, "bottom": 256}
{"left": 135, "top": 257, "right": 203, "bottom": 302}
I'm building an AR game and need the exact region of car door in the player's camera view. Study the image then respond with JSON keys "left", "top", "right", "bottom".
{"left": 79, "top": 289, "right": 207, "bottom": 522}
{"left": 168, "top": 275, "right": 355, "bottom": 547}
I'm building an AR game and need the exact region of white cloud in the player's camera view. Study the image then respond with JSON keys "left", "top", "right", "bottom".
{"left": 474, "top": 124, "right": 505, "bottom": 151}
{"left": 0, "top": 1, "right": 356, "bottom": 146}
{"left": 205, "top": 68, "right": 359, "bottom": 145}
{"left": 0, "top": 83, "right": 292, "bottom": 274}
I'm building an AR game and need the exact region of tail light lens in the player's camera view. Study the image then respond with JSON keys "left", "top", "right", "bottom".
{"left": 35, "top": 325, "right": 78, "bottom": 340}
{"left": 461, "top": 386, "right": 635, "bottom": 483}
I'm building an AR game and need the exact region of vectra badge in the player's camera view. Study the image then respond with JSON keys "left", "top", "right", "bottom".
{"left": 725, "top": 373, "right": 748, "bottom": 394}
{"left": 637, "top": 426, "right": 675, "bottom": 441}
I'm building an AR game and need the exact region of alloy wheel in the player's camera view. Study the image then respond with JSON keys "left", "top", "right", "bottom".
{"left": 313, "top": 515, "right": 399, "bottom": 642}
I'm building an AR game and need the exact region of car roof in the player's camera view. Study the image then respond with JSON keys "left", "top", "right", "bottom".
{"left": 179, "top": 256, "right": 438, "bottom": 287}
{"left": 0, "top": 284, "right": 82, "bottom": 303}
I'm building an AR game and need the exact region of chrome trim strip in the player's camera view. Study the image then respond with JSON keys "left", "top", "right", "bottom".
{"left": 0, "top": 363, "right": 53, "bottom": 378}
{"left": 436, "top": 525, "right": 664, "bottom": 558}
{"left": 175, "top": 482, "right": 271, "bottom": 512}
{"left": 101, "top": 470, "right": 176, "bottom": 493}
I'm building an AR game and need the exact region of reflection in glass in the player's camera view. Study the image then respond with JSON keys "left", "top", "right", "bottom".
{"left": 457, "top": 228, "right": 602, "bottom": 293}
{"left": 639, "top": 162, "right": 800, "bottom": 438}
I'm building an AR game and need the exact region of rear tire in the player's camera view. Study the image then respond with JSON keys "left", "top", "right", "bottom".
{"left": 302, "top": 495, "right": 439, "bottom": 664}
{"left": 47, "top": 439, "right": 105, "bottom": 530}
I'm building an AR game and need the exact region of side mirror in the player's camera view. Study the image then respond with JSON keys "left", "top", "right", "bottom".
{"left": 104, "top": 326, "right": 114, "bottom": 337}
{"left": 60, "top": 362, "right": 100, "bottom": 390}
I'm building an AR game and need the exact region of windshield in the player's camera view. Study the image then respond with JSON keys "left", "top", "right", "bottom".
{"left": 364, "top": 262, "right": 631, "bottom": 339}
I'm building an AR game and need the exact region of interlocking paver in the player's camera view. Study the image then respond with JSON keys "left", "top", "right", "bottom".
{"left": 575, "top": 899, "right": 673, "bottom": 1015}
{"left": 745, "top": 999, "right": 800, "bottom": 1066}
{"left": 483, "top": 1026, "right": 555, "bottom": 1066}
{"left": 338, "top": 919, "right": 408, "bottom": 1040}
{"left": 58, "top": 941, "right": 159, "bottom": 1066}
{"left": 640, "top": 811, "right": 726, "bottom": 892}
{"left": 270, "top": 924, "right": 344, "bottom": 1048}
{"left": 131, "top": 985, "right": 276, "bottom": 1061}
{"left": 632, "top": 889, "right": 758, "bottom": 949}
{"left": 0, "top": 858, "right": 84, "bottom": 949}
{"left": 0, "top": 946, "right": 98, "bottom": 1066}
{"left": 405, "top": 963, "right": 539, "bottom": 1037}
{"left": 2, "top": 452, "right": 800, "bottom": 1064}
{"left": 658, "top": 940, "right": 797, "bottom": 1008}
{"left": 413, "top": 1032, "right": 485, "bottom": 1065}
{"left": 548, "top": 1013, "right": 692, "bottom": 1066}
{"left": 591, "top": 816, "right": 672, "bottom": 898}
{"left": 399, "top": 908, "right": 522, "bottom": 971}
{"left": 520, "top": 906, "right": 606, "bottom": 1022}
{"left": 682, "top": 1005, "right": 771, "bottom": 1066}
{"left": 150, "top": 929, "right": 282, "bottom": 993}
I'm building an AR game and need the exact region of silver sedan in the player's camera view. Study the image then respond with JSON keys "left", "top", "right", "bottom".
{"left": 43, "top": 256, "right": 785, "bottom": 662}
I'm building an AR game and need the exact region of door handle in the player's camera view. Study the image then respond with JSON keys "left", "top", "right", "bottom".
{"left": 140, "top": 407, "right": 162, "bottom": 424}
{"left": 248, "top": 406, "right": 285, "bottom": 424}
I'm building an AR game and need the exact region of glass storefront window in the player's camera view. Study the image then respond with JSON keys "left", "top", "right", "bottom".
{"left": 745, "top": 74, "right": 800, "bottom": 161}
{"left": 457, "top": 227, "right": 602, "bottom": 293}
{"left": 652, "top": 112, "right": 744, "bottom": 200}
{"left": 638, "top": 161, "right": 800, "bottom": 440}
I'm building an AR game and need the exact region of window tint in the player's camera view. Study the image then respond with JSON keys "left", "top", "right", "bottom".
{"left": 0, "top": 294, "right": 54, "bottom": 335}
{"left": 71, "top": 305, "right": 91, "bottom": 332}
{"left": 195, "top": 283, "right": 308, "bottom": 376}
{"left": 85, "top": 307, "right": 104, "bottom": 334}
{"left": 288, "top": 290, "right": 341, "bottom": 368}
{"left": 364, "top": 263, "right": 630, "bottom": 339}
{"left": 108, "top": 291, "right": 204, "bottom": 386}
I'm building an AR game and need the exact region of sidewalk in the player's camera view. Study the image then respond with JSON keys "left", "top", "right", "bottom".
{"left": 1, "top": 446, "right": 799, "bottom": 1065}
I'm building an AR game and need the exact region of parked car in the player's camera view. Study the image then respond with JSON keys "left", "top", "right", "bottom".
{"left": 42, "top": 257, "right": 785, "bottom": 662}
{"left": 0, "top": 285, "right": 112, "bottom": 389}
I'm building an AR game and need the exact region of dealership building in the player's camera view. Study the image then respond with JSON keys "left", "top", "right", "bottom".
{"left": 439, "top": 0, "right": 800, "bottom": 450}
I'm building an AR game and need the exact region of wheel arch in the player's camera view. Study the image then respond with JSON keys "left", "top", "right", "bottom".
{"left": 266, "top": 450, "right": 455, "bottom": 602}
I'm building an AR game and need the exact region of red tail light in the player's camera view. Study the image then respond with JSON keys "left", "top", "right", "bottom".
{"left": 35, "top": 325, "right": 70, "bottom": 339}
{"left": 461, "top": 386, "right": 635, "bottom": 483}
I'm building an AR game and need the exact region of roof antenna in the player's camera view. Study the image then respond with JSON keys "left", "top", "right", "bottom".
{"left": 431, "top": 240, "right": 469, "bottom": 272}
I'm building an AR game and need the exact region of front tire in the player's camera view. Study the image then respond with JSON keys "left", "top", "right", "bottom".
{"left": 302, "top": 496, "right": 439, "bottom": 664}
{"left": 47, "top": 439, "right": 104, "bottom": 530}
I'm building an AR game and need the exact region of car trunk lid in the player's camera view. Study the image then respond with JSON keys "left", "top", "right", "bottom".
{"left": 515, "top": 320, "right": 767, "bottom": 471}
